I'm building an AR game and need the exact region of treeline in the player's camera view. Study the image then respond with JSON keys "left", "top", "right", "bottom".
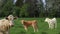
{"left": 0, "top": 0, "right": 60, "bottom": 18}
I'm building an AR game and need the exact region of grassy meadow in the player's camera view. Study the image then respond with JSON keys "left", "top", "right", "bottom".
{"left": 10, "top": 18, "right": 60, "bottom": 34}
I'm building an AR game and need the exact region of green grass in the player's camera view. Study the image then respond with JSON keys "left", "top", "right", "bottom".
{"left": 10, "top": 18, "right": 60, "bottom": 34}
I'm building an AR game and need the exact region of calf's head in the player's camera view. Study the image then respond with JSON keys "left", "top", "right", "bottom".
{"left": 45, "top": 18, "right": 50, "bottom": 22}
{"left": 21, "top": 20, "right": 25, "bottom": 24}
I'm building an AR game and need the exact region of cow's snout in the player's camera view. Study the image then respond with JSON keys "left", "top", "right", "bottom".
{"left": 11, "top": 24, "right": 14, "bottom": 27}
{"left": 9, "top": 22, "right": 14, "bottom": 27}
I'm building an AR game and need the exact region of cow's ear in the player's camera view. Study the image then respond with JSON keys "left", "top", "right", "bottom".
{"left": 5, "top": 17, "right": 8, "bottom": 20}
{"left": 14, "top": 17, "right": 16, "bottom": 19}
{"left": 14, "top": 16, "right": 18, "bottom": 19}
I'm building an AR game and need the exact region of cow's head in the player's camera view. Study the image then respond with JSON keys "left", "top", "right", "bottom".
{"left": 5, "top": 15, "right": 17, "bottom": 27}
{"left": 6, "top": 15, "right": 17, "bottom": 20}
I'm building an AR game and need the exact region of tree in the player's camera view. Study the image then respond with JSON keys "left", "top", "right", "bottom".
{"left": 1, "top": 0, "right": 13, "bottom": 17}
{"left": 11, "top": 6, "right": 20, "bottom": 17}
{"left": 15, "top": 0, "right": 23, "bottom": 8}
{"left": 20, "top": 3, "right": 29, "bottom": 17}
{"left": 38, "top": 0, "right": 45, "bottom": 17}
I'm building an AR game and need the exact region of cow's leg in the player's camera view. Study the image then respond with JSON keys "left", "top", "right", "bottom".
{"left": 24, "top": 26, "right": 28, "bottom": 32}
{"left": 5, "top": 31, "right": 9, "bottom": 34}
{"left": 48, "top": 23, "right": 50, "bottom": 29}
{"left": 0, "top": 31, "right": 3, "bottom": 34}
{"left": 32, "top": 25, "right": 36, "bottom": 32}
{"left": 34, "top": 24, "right": 38, "bottom": 32}
{"left": 55, "top": 23, "right": 57, "bottom": 29}
{"left": 35, "top": 25, "right": 38, "bottom": 32}
{"left": 50, "top": 24, "right": 54, "bottom": 29}
{"left": 36, "top": 27, "right": 38, "bottom": 32}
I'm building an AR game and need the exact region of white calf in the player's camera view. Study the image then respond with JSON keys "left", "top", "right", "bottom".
{"left": 45, "top": 18, "right": 57, "bottom": 29}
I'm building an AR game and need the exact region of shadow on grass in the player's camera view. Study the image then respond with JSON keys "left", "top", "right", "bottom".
{"left": 14, "top": 25, "right": 23, "bottom": 28}
{"left": 58, "top": 32, "right": 60, "bottom": 34}
{"left": 31, "top": 32, "right": 35, "bottom": 34}
{"left": 19, "top": 25, "right": 24, "bottom": 28}
{"left": 41, "top": 32, "right": 47, "bottom": 34}
{"left": 20, "top": 31, "right": 26, "bottom": 34}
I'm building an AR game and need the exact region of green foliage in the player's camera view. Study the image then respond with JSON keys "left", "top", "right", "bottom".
{"left": 1, "top": 0, "right": 13, "bottom": 16}
{"left": 20, "top": 4, "right": 29, "bottom": 17}
{"left": 39, "top": 4, "right": 45, "bottom": 17}
{"left": 12, "top": 6, "right": 20, "bottom": 16}
{"left": 0, "top": 0, "right": 60, "bottom": 17}
{"left": 48, "top": 6, "right": 57, "bottom": 17}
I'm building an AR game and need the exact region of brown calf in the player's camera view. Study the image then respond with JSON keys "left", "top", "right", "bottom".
{"left": 21, "top": 20, "right": 38, "bottom": 32}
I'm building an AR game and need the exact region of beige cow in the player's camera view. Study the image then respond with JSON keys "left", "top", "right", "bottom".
{"left": 0, "top": 15, "right": 16, "bottom": 34}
